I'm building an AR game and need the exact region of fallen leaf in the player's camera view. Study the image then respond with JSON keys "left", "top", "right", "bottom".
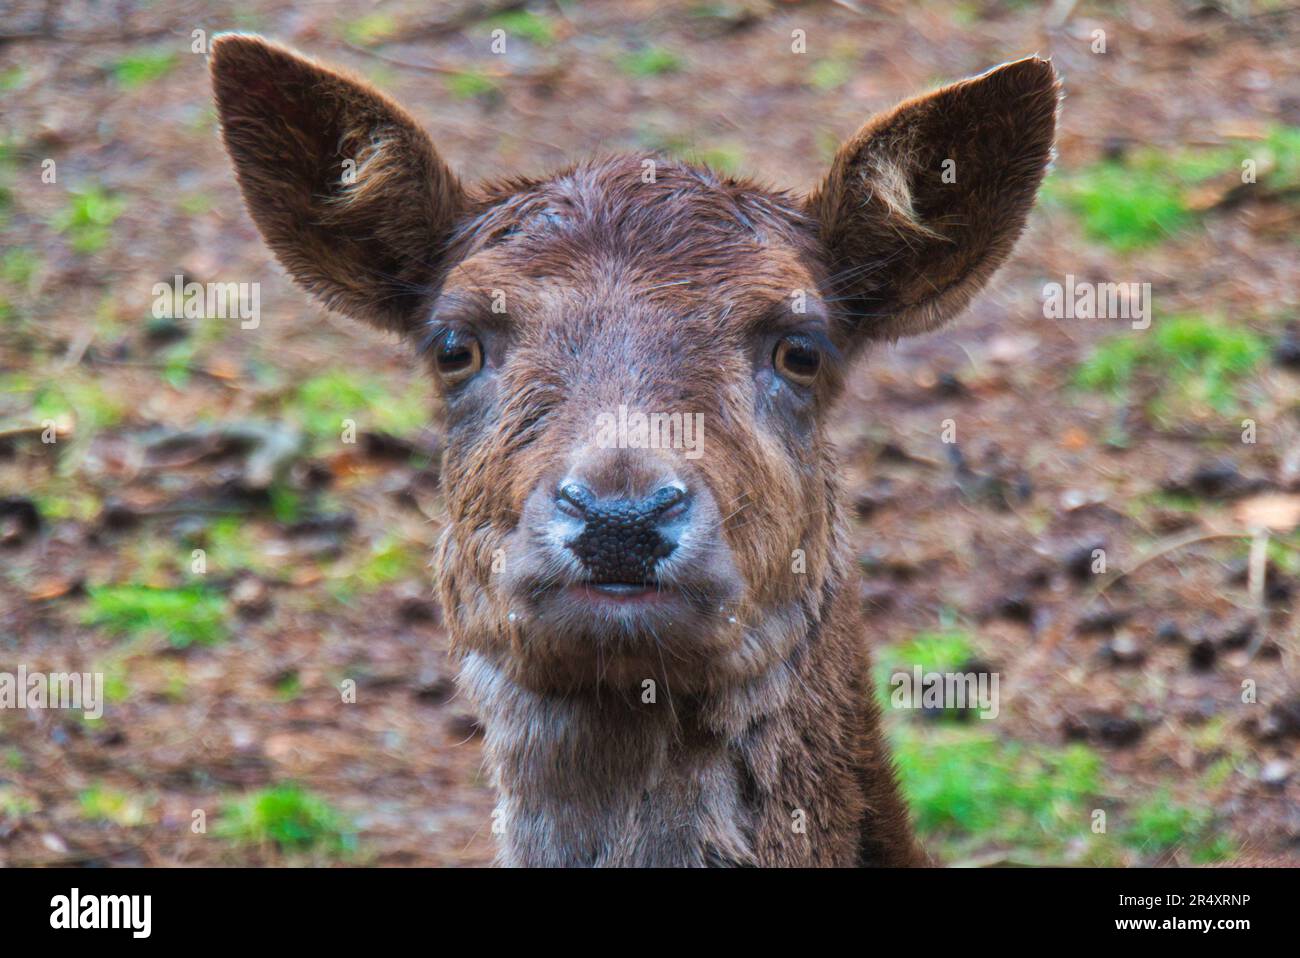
{"left": 1061, "top": 427, "right": 1089, "bottom": 451}
{"left": 27, "top": 577, "right": 80, "bottom": 602}
{"left": 1235, "top": 493, "right": 1300, "bottom": 532}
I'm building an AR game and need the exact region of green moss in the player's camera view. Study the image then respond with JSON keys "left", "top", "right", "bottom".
{"left": 287, "top": 369, "right": 428, "bottom": 446}
{"left": 1121, "top": 790, "right": 1228, "bottom": 862}
{"left": 85, "top": 583, "right": 229, "bottom": 648}
{"left": 485, "top": 9, "right": 557, "bottom": 45}
{"left": 111, "top": 49, "right": 177, "bottom": 89}
{"left": 54, "top": 186, "right": 125, "bottom": 255}
{"left": 1046, "top": 158, "right": 1193, "bottom": 250}
{"left": 692, "top": 145, "right": 743, "bottom": 175}
{"left": 1048, "top": 127, "right": 1300, "bottom": 250}
{"left": 886, "top": 628, "right": 976, "bottom": 673}
{"left": 32, "top": 483, "right": 101, "bottom": 523}
{"left": 1252, "top": 124, "right": 1300, "bottom": 193}
{"left": 192, "top": 517, "right": 272, "bottom": 575}
{"left": 809, "top": 58, "right": 852, "bottom": 91}
{"left": 1075, "top": 314, "right": 1269, "bottom": 416}
{"left": 1268, "top": 533, "right": 1300, "bottom": 575}
{"left": 178, "top": 193, "right": 213, "bottom": 216}
{"left": 78, "top": 785, "right": 151, "bottom": 826}
{"left": 341, "top": 12, "right": 399, "bottom": 46}
{"left": 0, "top": 372, "right": 128, "bottom": 441}
{"left": 217, "top": 785, "right": 355, "bottom": 855}
{"left": 275, "top": 671, "right": 302, "bottom": 701}
{"left": 0, "top": 786, "right": 36, "bottom": 818}
{"left": 618, "top": 47, "right": 683, "bottom": 77}
{"left": 891, "top": 726, "right": 1103, "bottom": 859}
{"left": 1, "top": 247, "right": 38, "bottom": 287}
{"left": 445, "top": 70, "right": 500, "bottom": 101}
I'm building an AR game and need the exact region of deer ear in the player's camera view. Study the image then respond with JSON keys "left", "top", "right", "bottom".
{"left": 210, "top": 34, "right": 465, "bottom": 333}
{"left": 808, "top": 56, "right": 1059, "bottom": 342}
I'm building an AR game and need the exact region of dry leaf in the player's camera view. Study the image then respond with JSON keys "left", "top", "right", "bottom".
{"left": 1235, "top": 493, "right": 1300, "bottom": 532}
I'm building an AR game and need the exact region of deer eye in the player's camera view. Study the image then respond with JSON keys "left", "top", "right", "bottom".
{"left": 433, "top": 329, "right": 483, "bottom": 385}
{"left": 773, "top": 334, "right": 821, "bottom": 386}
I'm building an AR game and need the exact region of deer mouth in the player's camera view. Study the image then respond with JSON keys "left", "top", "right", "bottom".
{"left": 572, "top": 580, "right": 667, "bottom": 601}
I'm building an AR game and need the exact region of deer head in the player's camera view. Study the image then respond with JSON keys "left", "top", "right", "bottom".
{"left": 211, "top": 35, "right": 1058, "bottom": 698}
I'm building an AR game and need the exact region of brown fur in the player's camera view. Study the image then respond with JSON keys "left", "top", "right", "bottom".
{"left": 210, "top": 34, "right": 1059, "bottom": 867}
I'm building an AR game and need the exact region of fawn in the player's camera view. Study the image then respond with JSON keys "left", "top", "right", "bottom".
{"left": 211, "top": 34, "right": 1058, "bottom": 867}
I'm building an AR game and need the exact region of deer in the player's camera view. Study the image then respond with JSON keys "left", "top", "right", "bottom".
{"left": 210, "top": 34, "right": 1059, "bottom": 867}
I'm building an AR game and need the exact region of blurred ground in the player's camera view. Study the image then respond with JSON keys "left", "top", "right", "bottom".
{"left": 1, "top": 0, "right": 1298, "bottom": 866}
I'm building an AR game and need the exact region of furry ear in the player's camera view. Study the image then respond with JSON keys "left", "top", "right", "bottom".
{"left": 808, "top": 56, "right": 1059, "bottom": 342}
{"left": 210, "top": 34, "right": 465, "bottom": 333}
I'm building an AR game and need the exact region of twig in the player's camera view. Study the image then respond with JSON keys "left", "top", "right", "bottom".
{"left": 340, "top": 41, "right": 567, "bottom": 86}
{"left": 1093, "top": 529, "right": 1252, "bottom": 598}
{"left": 0, "top": 424, "right": 53, "bottom": 443}
{"left": 341, "top": 43, "right": 491, "bottom": 77}
{"left": 0, "top": 26, "right": 179, "bottom": 46}
{"left": 83, "top": 355, "right": 242, "bottom": 387}
{"left": 1244, "top": 528, "right": 1270, "bottom": 659}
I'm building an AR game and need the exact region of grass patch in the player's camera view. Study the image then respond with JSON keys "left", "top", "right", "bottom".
{"left": 1251, "top": 124, "right": 1300, "bottom": 194}
{"left": 809, "top": 58, "right": 852, "bottom": 91}
{"left": 355, "top": 536, "right": 421, "bottom": 588}
{"left": 485, "top": 9, "right": 557, "bottom": 45}
{"left": 884, "top": 628, "right": 976, "bottom": 672}
{"left": 327, "top": 535, "right": 424, "bottom": 603}
{"left": 1121, "top": 790, "right": 1231, "bottom": 863}
{"left": 445, "top": 69, "right": 500, "bottom": 101}
{"left": 891, "top": 725, "right": 1103, "bottom": 861}
{"left": 875, "top": 627, "right": 976, "bottom": 703}
{"left": 111, "top": 49, "right": 177, "bottom": 89}
{"left": 0, "top": 785, "right": 36, "bottom": 818}
{"left": 79, "top": 785, "right": 151, "bottom": 827}
{"left": 2, "top": 247, "right": 38, "bottom": 288}
{"left": 1048, "top": 127, "right": 1300, "bottom": 250}
{"left": 31, "top": 480, "right": 101, "bottom": 523}
{"left": 1044, "top": 144, "right": 1243, "bottom": 250}
{"left": 341, "top": 12, "right": 399, "bottom": 46}
{"left": 618, "top": 47, "right": 683, "bottom": 77}
{"left": 1075, "top": 314, "right": 1269, "bottom": 416}
{"left": 32, "top": 376, "right": 127, "bottom": 430}
{"left": 217, "top": 785, "right": 355, "bottom": 855}
{"left": 190, "top": 517, "right": 273, "bottom": 575}
{"left": 0, "top": 372, "right": 127, "bottom": 450}
{"left": 1046, "top": 157, "right": 1192, "bottom": 250}
{"left": 54, "top": 186, "right": 125, "bottom": 255}
{"left": 177, "top": 192, "right": 212, "bottom": 216}
{"left": 692, "top": 145, "right": 743, "bottom": 175}
{"left": 84, "top": 583, "right": 228, "bottom": 648}
{"left": 1268, "top": 532, "right": 1300, "bottom": 574}
{"left": 286, "top": 369, "right": 428, "bottom": 446}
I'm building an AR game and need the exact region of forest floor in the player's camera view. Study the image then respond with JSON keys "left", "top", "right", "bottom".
{"left": 1, "top": 0, "right": 1298, "bottom": 866}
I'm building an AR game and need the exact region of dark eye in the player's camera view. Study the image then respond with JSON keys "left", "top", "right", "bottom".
{"left": 433, "top": 329, "right": 483, "bottom": 385}
{"left": 773, "top": 334, "right": 821, "bottom": 386}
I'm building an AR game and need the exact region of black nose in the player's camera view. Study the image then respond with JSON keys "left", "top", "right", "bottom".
{"left": 557, "top": 482, "right": 690, "bottom": 583}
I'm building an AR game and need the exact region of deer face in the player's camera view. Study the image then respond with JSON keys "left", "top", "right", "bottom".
{"left": 426, "top": 161, "right": 839, "bottom": 691}
{"left": 211, "top": 36, "right": 1057, "bottom": 693}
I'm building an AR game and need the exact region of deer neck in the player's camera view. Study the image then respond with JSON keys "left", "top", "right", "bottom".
{"left": 456, "top": 548, "right": 890, "bottom": 867}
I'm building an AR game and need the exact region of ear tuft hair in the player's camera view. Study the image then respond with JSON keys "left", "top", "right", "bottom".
{"left": 210, "top": 34, "right": 465, "bottom": 333}
{"left": 809, "top": 56, "right": 1060, "bottom": 342}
